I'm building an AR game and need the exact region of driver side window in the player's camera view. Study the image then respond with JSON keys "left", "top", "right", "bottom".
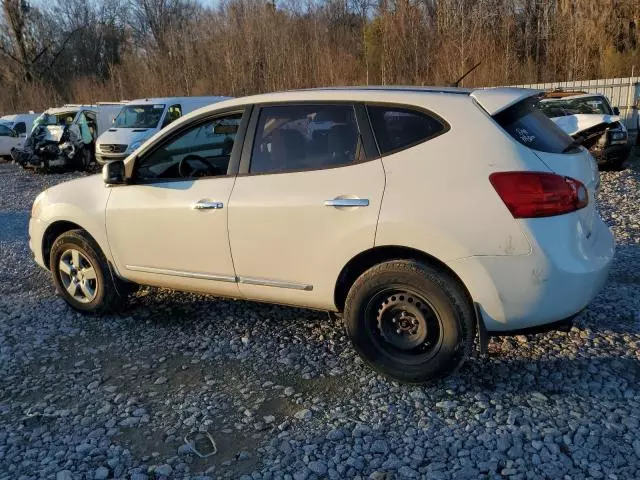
{"left": 135, "top": 113, "right": 242, "bottom": 181}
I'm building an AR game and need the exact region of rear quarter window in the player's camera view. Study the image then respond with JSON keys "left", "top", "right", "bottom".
{"left": 367, "top": 105, "right": 446, "bottom": 155}
{"left": 493, "top": 98, "right": 575, "bottom": 153}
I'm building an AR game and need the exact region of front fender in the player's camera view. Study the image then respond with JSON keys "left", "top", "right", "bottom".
{"left": 36, "top": 174, "right": 113, "bottom": 267}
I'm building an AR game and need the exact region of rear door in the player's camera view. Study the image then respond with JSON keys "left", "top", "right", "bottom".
{"left": 227, "top": 102, "right": 384, "bottom": 310}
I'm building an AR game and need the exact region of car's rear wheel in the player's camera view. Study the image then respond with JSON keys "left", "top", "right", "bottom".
{"left": 344, "top": 260, "right": 475, "bottom": 384}
{"left": 50, "top": 229, "right": 128, "bottom": 313}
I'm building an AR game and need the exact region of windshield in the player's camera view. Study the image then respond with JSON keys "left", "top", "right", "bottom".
{"left": 33, "top": 111, "right": 76, "bottom": 131}
{"left": 114, "top": 104, "right": 166, "bottom": 128}
{"left": 540, "top": 96, "right": 613, "bottom": 117}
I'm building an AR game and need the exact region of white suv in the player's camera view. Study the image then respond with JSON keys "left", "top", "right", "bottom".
{"left": 29, "top": 87, "right": 615, "bottom": 383}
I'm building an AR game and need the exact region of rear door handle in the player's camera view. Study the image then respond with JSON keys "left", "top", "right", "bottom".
{"left": 192, "top": 200, "right": 224, "bottom": 210}
{"left": 324, "top": 198, "right": 369, "bottom": 207}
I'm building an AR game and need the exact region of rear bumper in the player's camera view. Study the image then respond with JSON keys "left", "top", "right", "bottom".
{"left": 448, "top": 215, "right": 615, "bottom": 332}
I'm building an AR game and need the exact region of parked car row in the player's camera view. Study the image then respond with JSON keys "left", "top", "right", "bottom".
{"left": 5, "top": 97, "right": 228, "bottom": 172}
{"left": 28, "top": 86, "right": 615, "bottom": 383}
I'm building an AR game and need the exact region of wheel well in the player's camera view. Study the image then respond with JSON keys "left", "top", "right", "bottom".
{"left": 41, "top": 221, "right": 84, "bottom": 270}
{"left": 334, "top": 246, "right": 473, "bottom": 312}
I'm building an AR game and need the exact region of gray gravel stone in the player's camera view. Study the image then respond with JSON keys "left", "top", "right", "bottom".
{"left": 371, "top": 439, "right": 390, "bottom": 454}
{"left": 294, "top": 409, "right": 312, "bottom": 420}
{"left": 154, "top": 464, "right": 172, "bottom": 476}
{"left": 308, "top": 460, "right": 328, "bottom": 475}
{"left": 56, "top": 471, "right": 73, "bottom": 480}
{"left": 94, "top": 466, "right": 109, "bottom": 479}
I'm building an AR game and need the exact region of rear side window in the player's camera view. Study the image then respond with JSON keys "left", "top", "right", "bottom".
{"left": 493, "top": 98, "right": 575, "bottom": 153}
{"left": 367, "top": 106, "right": 446, "bottom": 155}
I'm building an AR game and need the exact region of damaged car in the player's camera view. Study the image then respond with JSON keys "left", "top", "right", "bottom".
{"left": 11, "top": 105, "right": 97, "bottom": 171}
{"left": 539, "top": 93, "right": 630, "bottom": 170}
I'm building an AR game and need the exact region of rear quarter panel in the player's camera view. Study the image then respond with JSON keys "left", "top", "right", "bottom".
{"left": 375, "top": 95, "right": 541, "bottom": 260}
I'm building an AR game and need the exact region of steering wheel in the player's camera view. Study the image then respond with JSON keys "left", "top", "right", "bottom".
{"left": 178, "top": 155, "right": 210, "bottom": 178}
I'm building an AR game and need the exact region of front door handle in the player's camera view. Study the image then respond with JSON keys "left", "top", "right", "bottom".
{"left": 325, "top": 198, "right": 369, "bottom": 207}
{"left": 192, "top": 200, "right": 224, "bottom": 210}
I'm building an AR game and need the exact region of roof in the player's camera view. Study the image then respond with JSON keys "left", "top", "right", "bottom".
{"left": 543, "top": 90, "right": 587, "bottom": 99}
{"left": 1, "top": 113, "right": 38, "bottom": 121}
{"left": 46, "top": 105, "right": 96, "bottom": 114}
{"left": 166, "top": 86, "right": 543, "bottom": 129}
{"left": 299, "top": 86, "right": 473, "bottom": 95}
{"left": 125, "top": 96, "right": 230, "bottom": 105}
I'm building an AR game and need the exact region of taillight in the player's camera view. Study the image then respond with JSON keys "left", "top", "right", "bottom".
{"left": 489, "top": 172, "right": 588, "bottom": 218}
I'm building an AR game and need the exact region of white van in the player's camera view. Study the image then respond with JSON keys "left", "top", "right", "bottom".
{"left": 95, "top": 96, "right": 229, "bottom": 164}
{"left": 0, "top": 112, "right": 40, "bottom": 137}
{"left": 97, "top": 102, "right": 129, "bottom": 138}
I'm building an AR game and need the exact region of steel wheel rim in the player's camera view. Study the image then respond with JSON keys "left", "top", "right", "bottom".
{"left": 58, "top": 249, "right": 98, "bottom": 304}
{"left": 365, "top": 286, "right": 444, "bottom": 365}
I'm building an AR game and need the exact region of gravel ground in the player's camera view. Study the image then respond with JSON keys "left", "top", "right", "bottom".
{"left": 1, "top": 152, "right": 639, "bottom": 480}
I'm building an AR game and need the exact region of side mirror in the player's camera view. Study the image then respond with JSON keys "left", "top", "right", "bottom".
{"left": 102, "top": 160, "right": 126, "bottom": 185}
{"left": 613, "top": 107, "right": 620, "bottom": 115}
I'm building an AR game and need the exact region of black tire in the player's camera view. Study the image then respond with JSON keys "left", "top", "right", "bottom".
{"left": 344, "top": 260, "right": 475, "bottom": 384}
{"left": 74, "top": 147, "right": 91, "bottom": 171}
{"left": 50, "top": 229, "right": 128, "bottom": 313}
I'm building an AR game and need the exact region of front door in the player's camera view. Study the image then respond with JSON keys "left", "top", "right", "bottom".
{"left": 106, "top": 111, "right": 245, "bottom": 297}
{"left": 228, "top": 103, "right": 385, "bottom": 310}
{"left": 0, "top": 124, "right": 18, "bottom": 156}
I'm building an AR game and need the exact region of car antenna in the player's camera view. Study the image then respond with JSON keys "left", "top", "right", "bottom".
{"left": 450, "top": 61, "right": 481, "bottom": 87}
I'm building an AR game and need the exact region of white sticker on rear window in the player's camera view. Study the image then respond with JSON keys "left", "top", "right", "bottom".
{"left": 516, "top": 127, "right": 535, "bottom": 144}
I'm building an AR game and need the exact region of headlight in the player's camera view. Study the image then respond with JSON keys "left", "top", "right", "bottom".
{"left": 126, "top": 140, "right": 143, "bottom": 154}
{"left": 31, "top": 191, "right": 46, "bottom": 218}
{"left": 609, "top": 128, "right": 628, "bottom": 145}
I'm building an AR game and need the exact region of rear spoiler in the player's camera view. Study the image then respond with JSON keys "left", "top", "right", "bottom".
{"left": 471, "top": 88, "right": 543, "bottom": 116}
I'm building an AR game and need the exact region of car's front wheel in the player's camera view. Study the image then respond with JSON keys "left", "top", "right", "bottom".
{"left": 344, "top": 260, "right": 475, "bottom": 384}
{"left": 50, "top": 229, "right": 128, "bottom": 313}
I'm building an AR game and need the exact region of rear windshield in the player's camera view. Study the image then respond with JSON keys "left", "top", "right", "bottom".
{"left": 493, "top": 98, "right": 576, "bottom": 154}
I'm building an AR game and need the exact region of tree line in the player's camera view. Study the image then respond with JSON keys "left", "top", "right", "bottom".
{"left": 1, "top": 0, "right": 639, "bottom": 114}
